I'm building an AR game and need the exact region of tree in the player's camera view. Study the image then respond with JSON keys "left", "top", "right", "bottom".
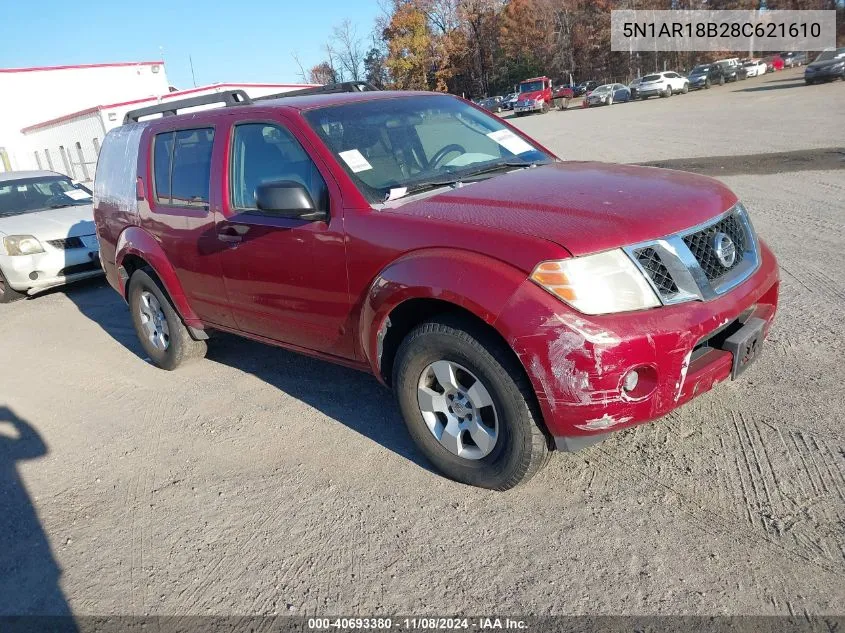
{"left": 364, "top": 46, "right": 389, "bottom": 87}
{"left": 309, "top": 61, "right": 337, "bottom": 85}
{"left": 332, "top": 19, "right": 366, "bottom": 81}
{"left": 383, "top": 2, "right": 434, "bottom": 89}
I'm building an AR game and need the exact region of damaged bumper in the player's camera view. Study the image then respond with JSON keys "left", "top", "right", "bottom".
{"left": 494, "top": 241, "right": 780, "bottom": 448}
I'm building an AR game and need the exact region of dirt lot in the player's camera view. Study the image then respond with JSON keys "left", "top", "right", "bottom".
{"left": 1, "top": 68, "right": 843, "bottom": 617}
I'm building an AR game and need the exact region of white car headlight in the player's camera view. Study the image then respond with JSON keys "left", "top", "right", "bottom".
{"left": 530, "top": 250, "right": 660, "bottom": 315}
{"left": 3, "top": 235, "right": 45, "bottom": 256}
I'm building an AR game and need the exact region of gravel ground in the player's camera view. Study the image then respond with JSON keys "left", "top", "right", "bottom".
{"left": 1, "top": 68, "right": 843, "bottom": 618}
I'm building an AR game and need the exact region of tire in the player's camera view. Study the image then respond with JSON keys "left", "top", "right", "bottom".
{"left": 541, "top": 102, "right": 550, "bottom": 114}
{"left": 393, "top": 316, "right": 550, "bottom": 490}
{"left": 805, "top": 79, "right": 814, "bottom": 85}
{"left": 705, "top": 79, "right": 711, "bottom": 89}
{"left": 682, "top": 82, "right": 689, "bottom": 94}
{"left": 607, "top": 95, "right": 613, "bottom": 105}
{"left": 719, "top": 76, "right": 725, "bottom": 86}
{"left": 661, "top": 86, "right": 671, "bottom": 98}
{"left": 127, "top": 269, "right": 206, "bottom": 370}
{"left": 0, "top": 269, "right": 25, "bottom": 303}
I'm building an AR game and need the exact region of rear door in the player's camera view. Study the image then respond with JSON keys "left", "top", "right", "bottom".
{"left": 215, "top": 112, "right": 354, "bottom": 359}
{"left": 143, "top": 118, "right": 234, "bottom": 328}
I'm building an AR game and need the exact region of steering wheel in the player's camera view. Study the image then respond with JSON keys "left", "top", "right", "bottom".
{"left": 429, "top": 144, "right": 466, "bottom": 170}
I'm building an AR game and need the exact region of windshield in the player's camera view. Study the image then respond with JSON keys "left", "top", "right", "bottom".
{"left": 592, "top": 85, "right": 612, "bottom": 93}
{"left": 519, "top": 81, "right": 544, "bottom": 93}
{"left": 690, "top": 66, "right": 709, "bottom": 74}
{"left": 303, "top": 95, "right": 552, "bottom": 203}
{"left": 0, "top": 176, "right": 92, "bottom": 217}
{"left": 814, "top": 49, "right": 845, "bottom": 62}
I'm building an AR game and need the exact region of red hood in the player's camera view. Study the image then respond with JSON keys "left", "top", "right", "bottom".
{"left": 517, "top": 90, "right": 546, "bottom": 101}
{"left": 389, "top": 162, "right": 738, "bottom": 257}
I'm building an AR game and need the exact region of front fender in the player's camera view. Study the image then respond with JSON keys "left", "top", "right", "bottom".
{"left": 360, "top": 248, "right": 530, "bottom": 377}
{"left": 115, "top": 226, "right": 201, "bottom": 327}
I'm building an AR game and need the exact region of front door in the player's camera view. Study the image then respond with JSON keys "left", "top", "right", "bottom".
{"left": 216, "top": 117, "right": 353, "bottom": 359}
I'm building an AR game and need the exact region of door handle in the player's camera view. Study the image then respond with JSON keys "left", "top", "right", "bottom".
{"left": 218, "top": 225, "right": 247, "bottom": 244}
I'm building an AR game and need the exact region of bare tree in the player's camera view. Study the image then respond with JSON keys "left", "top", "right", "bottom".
{"left": 291, "top": 52, "right": 309, "bottom": 83}
{"left": 332, "top": 19, "right": 365, "bottom": 82}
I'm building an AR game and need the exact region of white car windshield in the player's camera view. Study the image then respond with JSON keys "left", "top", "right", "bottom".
{"left": 592, "top": 85, "right": 612, "bottom": 94}
{"left": 0, "top": 176, "right": 92, "bottom": 217}
{"left": 304, "top": 95, "right": 552, "bottom": 203}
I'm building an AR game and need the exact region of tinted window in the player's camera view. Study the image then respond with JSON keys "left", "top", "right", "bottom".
{"left": 230, "top": 123, "right": 328, "bottom": 213}
{"left": 153, "top": 128, "right": 214, "bottom": 207}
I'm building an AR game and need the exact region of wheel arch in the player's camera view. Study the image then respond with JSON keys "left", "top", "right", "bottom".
{"left": 115, "top": 226, "right": 202, "bottom": 328}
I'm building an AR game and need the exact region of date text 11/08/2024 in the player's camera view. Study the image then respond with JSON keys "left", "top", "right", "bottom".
{"left": 307, "top": 617, "right": 528, "bottom": 630}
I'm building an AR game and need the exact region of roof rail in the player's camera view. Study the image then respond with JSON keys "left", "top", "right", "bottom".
{"left": 255, "top": 81, "right": 380, "bottom": 102}
{"left": 123, "top": 89, "right": 252, "bottom": 124}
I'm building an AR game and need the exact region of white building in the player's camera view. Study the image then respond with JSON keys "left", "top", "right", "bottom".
{"left": 0, "top": 61, "right": 316, "bottom": 180}
{"left": 0, "top": 61, "right": 170, "bottom": 174}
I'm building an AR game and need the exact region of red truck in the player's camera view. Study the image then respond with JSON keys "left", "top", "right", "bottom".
{"left": 93, "top": 84, "right": 779, "bottom": 490}
{"left": 513, "top": 76, "right": 553, "bottom": 116}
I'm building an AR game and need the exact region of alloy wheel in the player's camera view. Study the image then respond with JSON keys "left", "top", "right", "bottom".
{"left": 138, "top": 290, "right": 171, "bottom": 351}
{"left": 417, "top": 360, "right": 499, "bottom": 460}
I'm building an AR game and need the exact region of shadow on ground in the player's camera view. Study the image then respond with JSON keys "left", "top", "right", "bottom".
{"left": 731, "top": 80, "right": 806, "bottom": 92}
{"left": 0, "top": 405, "right": 77, "bottom": 627}
{"left": 61, "top": 281, "right": 432, "bottom": 472}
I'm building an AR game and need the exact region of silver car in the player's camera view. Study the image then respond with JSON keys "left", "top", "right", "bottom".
{"left": 0, "top": 170, "right": 102, "bottom": 303}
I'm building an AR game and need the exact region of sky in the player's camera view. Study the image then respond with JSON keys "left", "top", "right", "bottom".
{"left": 0, "top": 0, "right": 383, "bottom": 89}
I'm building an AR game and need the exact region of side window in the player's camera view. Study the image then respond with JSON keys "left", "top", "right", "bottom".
{"left": 230, "top": 123, "right": 328, "bottom": 214}
{"left": 153, "top": 127, "right": 214, "bottom": 207}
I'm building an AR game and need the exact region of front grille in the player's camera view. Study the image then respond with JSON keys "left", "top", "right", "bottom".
{"left": 635, "top": 247, "right": 679, "bottom": 295}
{"left": 682, "top": 212, "right": 747, "bottom": 280}
{"left": 58, "top": 261, "right": 101, "bottom": 276}
{"left": 48, "top": 237, "right": 85, "bottom": 250}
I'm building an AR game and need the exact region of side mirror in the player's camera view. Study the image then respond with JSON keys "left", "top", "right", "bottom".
{"left": 254, "top": 180, "right": 326, "bottom": 221}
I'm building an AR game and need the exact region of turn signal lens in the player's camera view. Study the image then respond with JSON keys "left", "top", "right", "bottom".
{"left": 530, "top": 250, "right": 660, "bottom": 315}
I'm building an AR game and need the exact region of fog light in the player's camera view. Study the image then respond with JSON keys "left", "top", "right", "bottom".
{"left": 622, "top": 370, "right": 639, "bottom": 393}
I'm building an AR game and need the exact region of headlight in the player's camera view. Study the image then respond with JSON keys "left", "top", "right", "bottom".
{"left": 3, "top": 235, "right": 45, "bottom": 256}
{"left": 530, "top": 250, "right": 660, "bottom": 315}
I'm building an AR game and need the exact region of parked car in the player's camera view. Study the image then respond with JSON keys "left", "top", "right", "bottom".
{"left": 688, "top": 64, "right": 725, "bottom": 89}
{"left": 0, "top": 170, "right": 102, "bottom": 303}
{"left": 585, "top": 83, "right": 631, "bottom": 106}
{"left": 716, "top": 60, "right": 747, "bottom": 82}
{"left": 743, "top": 60, "right": 767, "bottom": 78}
{"left": 635, "top": 72, "right": 689, "bottom": 99}
{"left": 804, "top": 48, "right": 845, "bottom": 84}
{"left": 764, "top": 55, "right": 785, "bottom": 72}
{"left": 628, "top": 77, "right": 642, "bottom": 99}
{"left": 501, "top": 93, "right": 519, "bottom": 110}
{"left": 552, "top": 85, "right": 575, "bottom": 109}
{"left": 479, "top": 96, "right": 505, "bottom": 113}
{"left": 781, "top": 51, "right": 807, "bottom": 68}
{"left": 574, "top": 81, "right": 599, "bottom": 97}
{"left": 513, "top": 76, "right": 554, "bottom": 116}
{"left": 93, "top": 86, "right": 780, "bottom": 490}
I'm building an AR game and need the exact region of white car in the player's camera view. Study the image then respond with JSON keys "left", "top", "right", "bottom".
{"left": 743, "top": 60, "right": 768, "bottom": 77}
{"left": 634, "top": 71, "right": 689, "bottom": 99}
{"left": 0, "top": 170, "right": 102, "bottom": 303}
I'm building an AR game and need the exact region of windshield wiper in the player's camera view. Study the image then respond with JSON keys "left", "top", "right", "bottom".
{"left": 399, "top": 160, "right": 544, "bottom": 198}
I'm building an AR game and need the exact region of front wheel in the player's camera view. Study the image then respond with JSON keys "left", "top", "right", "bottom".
{"left": 682, "top": 83, "right": 689, "bottom": 94}
{"left": 805, "top": 78, "right": 814, "bottom": 85}
{"left": 0, "top": 269, "right": 25, "bottom": 304}
{"left": 607, "top": 95, "right": 613, "bottom": 105}
{"left": 393, "top": 316, "right": 550, "bottom": 490}
{"left": 719, "top": 76, "right": 725, "bottom": 86}
{"left": 705, "top": 79, "right": 711, "bottom": 89}
{"left": 128, "top": 269, "right": 207, "bottom": 370}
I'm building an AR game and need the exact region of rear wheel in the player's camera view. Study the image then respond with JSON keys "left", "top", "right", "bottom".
{"left": 393, "top": 316, "right": 550, "bottom": 490}
{"left": 0, "top": 269, "right": 25, "bottom": 304}
{"left": 705, "top": 79, "right": 711, "bottom": 89}
{"left": 128, "top": 269, "right": 206, "bottom": 370}
{"left": 719, "top": 75, "right": 725, "bottom": 86}
{"left": 541, "top": 102, "right": 550, "bottom": 114}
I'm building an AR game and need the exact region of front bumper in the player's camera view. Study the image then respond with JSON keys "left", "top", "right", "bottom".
{"left": 689, "top": 77, "right": 708, "bottom": 87}
{"left": 514, "top": 102, "right": 543, "bottom": 113}
{"left": 805, "top": 67, "right": 844, "bottom": 80}
{"left": 494, "top": 240, "right": 780, "bottom": 447}
{"left": 0, "top": 241, "right": 102, "bottom": 293}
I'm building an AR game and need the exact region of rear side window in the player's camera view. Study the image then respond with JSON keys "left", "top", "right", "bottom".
{"left": 642, "top": 74, "right": 660, "bottom": 81}
{"left": 153, "top": 128, "right": 214, "bottom": 207}
{"left": 94, "top": 123, "right": 145, "bottom": 214}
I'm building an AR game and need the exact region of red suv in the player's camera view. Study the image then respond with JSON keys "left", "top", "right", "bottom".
{"left": 93, "top": 85, "right": 779, "bottom": 490}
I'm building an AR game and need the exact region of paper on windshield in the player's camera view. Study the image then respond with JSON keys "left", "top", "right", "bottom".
{"left": 486, "top": 129, "right": 534, "bottom": 155}
{"left": 385, "top": 187, "right": 408, "bottom": 201}
{"left": 338, "top": 149, "right": 373, "bottom": 173}
{"left": 64, "top": 189, "right": 92, "bottom": 200}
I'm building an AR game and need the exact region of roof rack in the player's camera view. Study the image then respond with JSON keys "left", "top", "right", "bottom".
{"left": 255, "top": 81, "right": 380, "bottom": 102}
{"left": 123, "top": 89, "right": 252, "bottom": 124}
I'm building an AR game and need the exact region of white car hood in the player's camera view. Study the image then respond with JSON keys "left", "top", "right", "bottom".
{"left": 0, "top": 204, "right": 95, "bottom": 240}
